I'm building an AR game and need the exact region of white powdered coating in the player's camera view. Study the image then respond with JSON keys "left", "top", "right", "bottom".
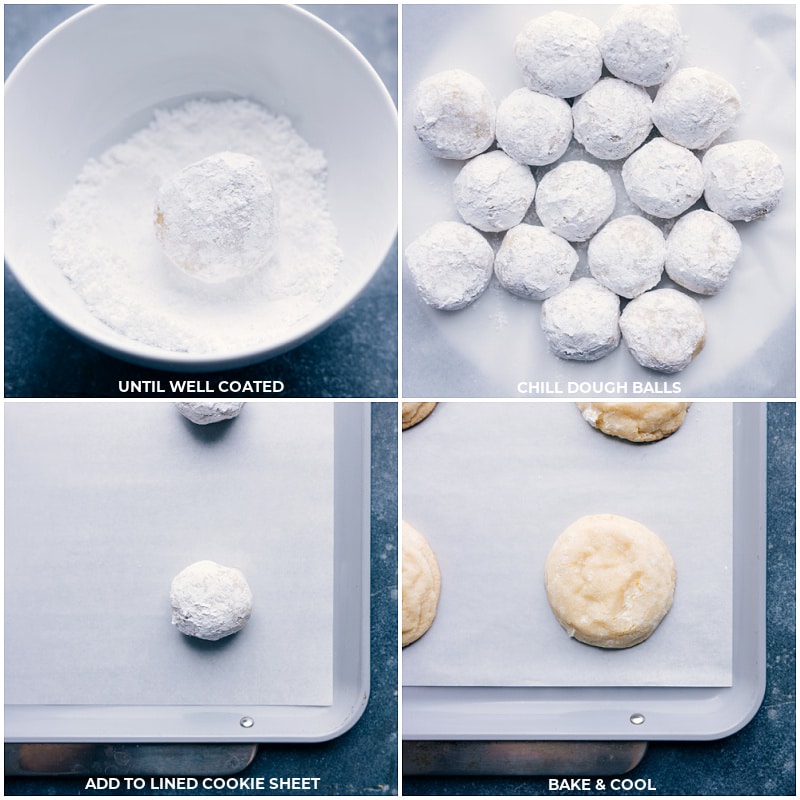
{"left": 170, "top": 560, "right": 253, "bottom": 641}
{"left": 652, "top": 67, "right": 741, "bottom": 150}
{"left": 155, "top": 152, "right": 279, "bottom": 284}
{"left": 49, "top": 99, "right": 343, "bottom": 354}
{"left": 411, "top": 69, "right": 496, "bottom": 160}
{"left": 599, "top": 4, "right": 684, "bottom": 87}
{"left": 175, "top": 401, "right": 246, "bottom": 425}
{"left": 494, "top": 223, "right": 578, "bottom": 300}
{"left": 405, "top": 221, "right": 494, "bottom": 311}
{"left": 453, "top": 150, "right": 536, "bottom": 233}
{"left": 587, "top": 215, "right": 665, "bottom": 299}
{"left": 514, "top": 11, "right": 602, "bottom": 99}
{"left": 620, "top": 288, "right": 706, "bottom": 373}
{"left": 702, "top": 140, "right": 784, "bottom": 222}
{"left": 622, "top": 138, "right": 704, "bottom": 219}
{"left": 541, "top": 277, "right": 621, "bottom": 361}
{"left": 535, "top": 161, "right": 616, "bottom": 242}
{"left": 665, "top": 210, "right": 741, "bottom": 295}
{"left": 495, "top": 88, "right": 573, "bottom": 166}
{"left": 572, "top": 78, "right": 653, "bottom": 161}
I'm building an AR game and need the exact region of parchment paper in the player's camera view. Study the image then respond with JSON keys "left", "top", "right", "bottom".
{"left": 5, "top": 402, "right": 334, "bottom": 706}
{"left": 402, "top": 402, "right": 733, "bottom": 687}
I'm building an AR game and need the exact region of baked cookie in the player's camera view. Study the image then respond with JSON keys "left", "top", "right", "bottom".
{"left": 402, "top": 522, "right": 441, "bottom": 647}
{"left": 545, "top": 514, "right": 676, "bottom": 649}
{"left": 576, "top": 402, "right": 691, "bottom": 443}
{"left": 402, "top": 402, "right": 438, "bottom": 431}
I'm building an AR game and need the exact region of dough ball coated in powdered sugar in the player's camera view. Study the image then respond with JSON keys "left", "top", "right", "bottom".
{"left": 495, "top": 89, "right": 573, "bottom": 166}
{"left": 702, "top": 140, "right": 784, "bottom": 222}
{"left": 405, "top": 221, "right": 494, "bottom": 311}
{"left": 494, "top": 224, "right": 578, "bottom": 300}
{"left": 170, "top": 560, "right": 253, "bottom": 641}
{"left": 155, "top": 151, "right": 279, "bottom": 284}
{"left": 534, "top": 161, "right": 616, "bottom": 242}
{"left": 622, "top": 138, "right": 704, "bottom": 219}
{"left": 541, "top": 278, "right": 621, "bottom": 362}
{"left": 514, "top": 11, "right": 603, "bottom": 99}
{"left": 587, "top": 215, "right": 665, "bottom": 299}
{"left": 572, "top": 78, "right": 653, "bottom": 161}
{"left": 599, "top": 4, "right": 684, "bottom": 87}
{"left": 651, "top": 68, "right": 741, "bottom": 150}
{"left": 175, "top": 402, "right": 245, "bottom": 425}
{"left": 665, "top": 210, "right": 741, "bottom": 295}
{"left": 620, "top": 288, "right": 706, "bottom": 373}
{"left": 411, "top": 69, "right": 496, "bottom": 160}
{"left": 453, "top": 151, "right": 536, "bottom": 233}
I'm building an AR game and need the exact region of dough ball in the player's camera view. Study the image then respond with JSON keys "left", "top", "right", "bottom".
{"left": 175, "top": 402, "right": 245, "bottom": 425}
{"left": 534, "top": 161, "right": 616, "bottom": 242}
{"left": 651, "top": 68, "right": 741, "bottom": 150}
{"left": 665, "top": 210, "right": 741, "bottom": 295}
{"left": 587, "top": 215, "right": 665, "bottom": 299}
{"left": 495, "top": 88, "right": 573, "bottom": 166}
{"left": 702, "top": 140, "right": 784, "bottom": 222}
{"left": 599, "top": 4, "right": 684, "bottom": 87}
{"left": 453, "top": 151, "right": 536, "bottom": 233}
{"left": 622, "top": 138, "right": 704, "bottom": 219}
{"left": 620, "top": 288, "right": 706, "bottom": 373}
{"left": 405, "top": 221, "right": 494, "bottom": 311}
{"left": 402, "top": 522, "right": 441, "bottom": 646}
{"left": 170, "top": 560, "right": 254, "bottom": 641}
{"left": 402, "top": 402, "right": 438, "bottom": 430}
{"left": 494, "top": 223, "right": 578, "bottom": 300}
{"left": 572, "top": 78, "right": 653, "bottom": 161}
{"left": 514, "top": 11, "right": 603, "bottom": 99}
{"left": 541, "top": 278, "right": 621, "bottom": 362}
{"left": 155, "top": 151, "right": 279, "bottom": 283}
{"left": 411, "top": 69, "right": 496, "bottom": 160}
{"left": 545, "top": 514, "right": 676, "bottom": 649}
{"left": 576, "top": 401, "right": 691, "bottom": 443}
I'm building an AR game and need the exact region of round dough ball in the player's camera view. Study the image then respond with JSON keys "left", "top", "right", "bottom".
{"left": 576, "top": 401, "right": 691, "bottom": 443}
{"left": 572, "top": 78, "right": 653, "bottom": 161}
{"left": 599, "top": 4, "right": 683, "bottom": 87}
{"left": 175, "top": 402, "right": 246, "bottom": 425}
{"left": 405, "top": 221, "right": 494, "bottom": 311}
{"left": 411, "top": 69, "right": 496, "bottom": 160}
{"left": 622, "top": 138, "right": 704, "bottom": 219}
{"left": 170, "top": 560, "right": 254, "bottom": 641}
{"left": 651, "top": 68, "right": 741, "bottom": 150}
{"left": 541, "top": 278, "right": 621, "bottom": 362}
{"left": 155, "top": 152, "right": 279, "bottom": 284}
{"left": 665, "top": 210, "right": 741, "bottom": 295}
{"left": 402, "top": 402, "right": 438, "bottom": 430}
{"left": 702, "top": 140, "right": 784, "bottom": 222}
{"left": 402, "top": 522, "right": 441, "bottom": 647}
{"left": 514, "top": 11, "right": 602, "bottom": 98}
{"left": 620, "top": 288, "right": 706, "bottom": 373}
{"left": 544, "top": 514, "right": 676, "bottom": 649}
{"left": 534, "top": 161, "right": 616, "bottom": 242}
{"left": 453, "top": 151, "right": 536, "bottom": 233}
{"left": 587, "top": 215, "right": 665, "bottom": 299}
{"left": 495, "top": 224, "right": 578, "bottom": 300}
{"left": 495, "top": 88, "right": 573, "bottom": 166}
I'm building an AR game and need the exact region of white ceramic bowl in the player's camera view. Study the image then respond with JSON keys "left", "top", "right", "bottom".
{"left": 5, "top": 4, "right": 397, "bottom": 371}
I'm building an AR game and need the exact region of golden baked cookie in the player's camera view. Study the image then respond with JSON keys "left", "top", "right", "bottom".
{"left": 576, "top": 401, "right": 690, "bottom": 442}
{"left": 402, "top": 402, "right": 438, "bottom": 430}
{"left": 402, "top": 521, "right": 441, "bottom": 646}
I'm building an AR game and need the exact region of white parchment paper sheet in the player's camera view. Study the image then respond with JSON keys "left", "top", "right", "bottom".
{"left": 402, "top": 402, "right": 733, "bottom": 687}
{"left": 5, "top": 402, "right": 334, "bottom": 706}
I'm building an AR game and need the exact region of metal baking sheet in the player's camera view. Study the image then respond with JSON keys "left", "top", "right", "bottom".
{"left": 402, "top": 402, "right": 766, "bottom": 740}
{"left": 5, "top": 401, "right": 371, "bottom": 742}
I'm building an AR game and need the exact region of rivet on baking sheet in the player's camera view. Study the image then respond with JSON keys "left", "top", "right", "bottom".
{"left": 630, "top": 713, "right": 645, "bottom": 725}
{"left": 240, "top": 716, "right": 255, "bottom": 728}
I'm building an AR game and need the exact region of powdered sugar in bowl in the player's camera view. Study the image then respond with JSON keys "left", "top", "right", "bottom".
{"left": 5, "top": 4, "right": 397, "bottom": 371}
